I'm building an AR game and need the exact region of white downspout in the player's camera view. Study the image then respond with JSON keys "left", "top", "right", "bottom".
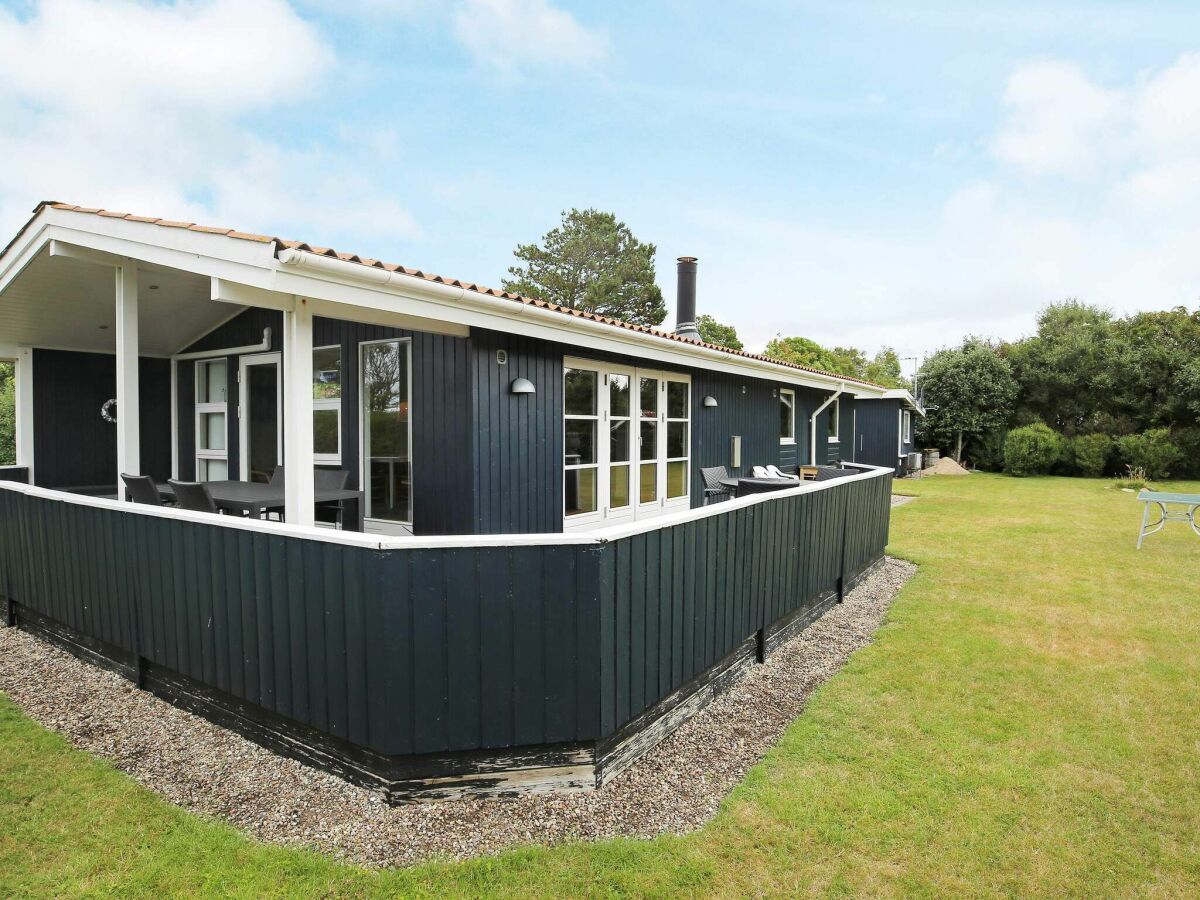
{"left": 810, "top": 382, "right": 845, "bottom": 466}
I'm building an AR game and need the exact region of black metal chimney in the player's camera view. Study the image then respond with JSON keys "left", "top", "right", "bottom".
{"left": 674, "top": 256, "right": 700, "bottom": 340}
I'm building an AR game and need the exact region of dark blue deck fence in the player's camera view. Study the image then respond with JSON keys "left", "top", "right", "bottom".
{"left": 0, "top": 466, "right": 891, "bottom": 783}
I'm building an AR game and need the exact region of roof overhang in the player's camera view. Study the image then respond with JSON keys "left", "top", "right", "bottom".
{"left": 0, "top": 205, "right": 891, "bottom": 395}
{"left": 881, "top": 388, "right": 925, "bottom": 415}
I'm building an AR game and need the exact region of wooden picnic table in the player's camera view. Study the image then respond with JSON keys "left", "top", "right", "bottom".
{"left": 1136, "top": 489, "right": 1200, "bottom": 549}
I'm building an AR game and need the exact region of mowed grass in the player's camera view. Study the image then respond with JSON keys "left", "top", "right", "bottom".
{"left": 2, "top": 474, "right": 1199, "bottom": 897}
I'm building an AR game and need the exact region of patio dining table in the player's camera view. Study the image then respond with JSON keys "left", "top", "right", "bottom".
{"left": 160, "top": 481, "right": 365, "bottom": 532}
{"left": 719, "top": 476, "right": 798, "bottom": 496}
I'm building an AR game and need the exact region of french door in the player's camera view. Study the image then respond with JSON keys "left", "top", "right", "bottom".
{"left": 564, "top": 358, "right": 690, "bottom": 531}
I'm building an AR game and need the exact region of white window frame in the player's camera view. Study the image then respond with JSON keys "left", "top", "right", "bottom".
{"left": 827, "top": 397, "right": 841, "bottom": 444}
{"left": 359, "top": 337, "right": 414, "bottom": 534}
{"left": 312, "top": 344, "right": 342, "bottom": 466}
{"left": 194, "top": 358, "right": 229, "bottom": 481}
{"left": 903, "top": 410, "right": 912, "bottom": 444}
{"left": 564, "top": 361, "right": 605, "bottom": 528}
{"left": 564, "top": 358, "right": 690, "bottom": 531}
{"left": 238, "top": 352, "right": 282, "bottom": 482}
{"left": 780, "top": 388, "right": 796, "bottom": 445}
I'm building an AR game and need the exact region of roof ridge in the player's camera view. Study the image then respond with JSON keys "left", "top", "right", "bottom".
{"left": 8, "top": 201, "right": 885, "bottom": 390}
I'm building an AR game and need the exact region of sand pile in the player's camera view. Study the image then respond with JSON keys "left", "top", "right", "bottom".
{"left": 929, "top": 456, "right": 970, "bottom": 475}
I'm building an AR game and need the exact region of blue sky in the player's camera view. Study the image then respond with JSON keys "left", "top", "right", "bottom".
{"left": 3, "top": 1, "right": 1200, "bottom": 368}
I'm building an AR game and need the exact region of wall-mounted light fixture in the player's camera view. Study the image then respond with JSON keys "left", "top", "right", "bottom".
{"left": 510, "top": 377, "right": 536, "bottom": 395}
{"left": 703, "top": 395, "right": 718, "bottom": 408}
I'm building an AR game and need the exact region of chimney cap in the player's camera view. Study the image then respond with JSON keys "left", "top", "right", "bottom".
{"left": 677, "top": 256, "right": 698, "bottom": 264}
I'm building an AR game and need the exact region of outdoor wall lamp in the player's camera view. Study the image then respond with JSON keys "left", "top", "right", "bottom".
{"left": 703, "top": 395, "right": 718, "bottom": 407}
{"left": 510, "top": 377, "right": 536, "bottom": 395}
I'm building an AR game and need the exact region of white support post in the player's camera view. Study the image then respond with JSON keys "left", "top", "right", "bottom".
{"left": 282, "top": 298, "right": 315, "bottom": 526}
{"left": 115, "top": 264, "right": 140, "bottom": 493}
{"left": 14, "top": 347, "right": 34, "bottom": 481}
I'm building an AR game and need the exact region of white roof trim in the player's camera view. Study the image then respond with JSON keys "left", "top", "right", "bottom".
{"left": 0, "top": 207, "right": 891, "bottom": 397}
{"left": 881, "top": 388, "right": 925, "bottom": 415}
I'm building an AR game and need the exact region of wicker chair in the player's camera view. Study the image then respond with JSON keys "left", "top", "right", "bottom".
{"left": 700, "top": 466, "right": 734, "bottom": 505}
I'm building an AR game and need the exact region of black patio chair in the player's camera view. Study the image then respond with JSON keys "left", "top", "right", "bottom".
{"left": 121, "top": 473, "right": 167, "bottom": 506}
{"left": 269, "top": 465, "right": 285, "bottom": 486}
{"left": 168, "top": 479, "right": 218, "bottom": 514}
{"left": 315, "top": 469, "right": 350, "bottom": 528}
{"left": 701, "top": 466, "right": 734, "bottom": 505}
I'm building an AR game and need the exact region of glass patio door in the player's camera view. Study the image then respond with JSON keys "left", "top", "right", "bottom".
{"left": 361, "top": 339, "right": 412, "bottom": 532}
{"left": 564, "top": 359, "right": 690, "bottom": 530}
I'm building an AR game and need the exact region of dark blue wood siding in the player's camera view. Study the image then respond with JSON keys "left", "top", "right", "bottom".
{"left": 176, "top": 309, "right": 473, "bottom": 535}
{"left": 33, "top": 349, "right": 171, "bottom": 490}
{"left": 0, "top": 466, "right": 890, "bottom": 758}
{"left": 468, "top": 329, "right": 563, "bottom": 534}
{"left": 597, "top": 470, "right": 891, "bottom": 732}
{"left": 853, "top": 399, "right": 904, "bottom": 472}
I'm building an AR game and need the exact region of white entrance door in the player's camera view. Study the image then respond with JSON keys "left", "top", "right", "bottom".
{"left": 238, "top": 352, "right": 281, "bottom": 483}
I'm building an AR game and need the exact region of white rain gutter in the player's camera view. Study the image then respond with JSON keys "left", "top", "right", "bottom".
{"left": 275, "top": 248, "right": 888, "bottom": 397}
{"left": 810, "top": 382, "right": 846, "bottom": 464}
{"left": 169, "top": 328, "right": 272, "bottom": 479}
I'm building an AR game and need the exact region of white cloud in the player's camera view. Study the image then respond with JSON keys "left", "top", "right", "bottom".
{"left": 0, "top": 0, "right": 417, "bottom": 246}
{"left": 991, "top": 60, "right": 1120, "bottom": 176}
{"left": 451, "top": 0, "right": 607, "bottom": 73}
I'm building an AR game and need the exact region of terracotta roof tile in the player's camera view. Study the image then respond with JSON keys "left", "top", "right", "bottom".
{"left": 4, "top": 201, "right": 884, "bottom": 389}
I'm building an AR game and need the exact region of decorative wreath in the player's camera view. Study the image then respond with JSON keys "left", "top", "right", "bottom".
{"left": 101, "top": 398, "right": 118, "bottom": 424}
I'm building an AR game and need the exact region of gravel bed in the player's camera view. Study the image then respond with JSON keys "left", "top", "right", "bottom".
{"left": 891, "top": 494, "right": 916, "bottom": 507}
{"left": 0, "top": 557, "right": 914, "bottom": 868}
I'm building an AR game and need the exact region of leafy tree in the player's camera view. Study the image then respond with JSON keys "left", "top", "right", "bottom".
{"left": 1109, "top": 307, "right": 1200, "bottom": 429}
{"left": 1004, "top": 300, "right": 1118, "bottom": 434}
{"left": 866, "top": 347, "right": 904, "bottom": 387}
{"left": 0, "top": 363, "right": 13, "bottom": 466}
{"left": 764, "top": 335, "right": 837, "bottom": 371}
{"left": 919, "top": 339, "right": 1018, "bottom": 462}
{"left": 764, "top": 336, "right": 906, "bottom": 387}
{"left": 696, "top": 314, "right": 743, "bottom": 350}
{"left": 503, "top": 209, "right": 667, "bottom": 326}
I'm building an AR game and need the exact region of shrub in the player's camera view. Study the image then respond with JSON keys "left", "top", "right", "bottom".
{"left": 966, "top": 429, "right": 1007, "bottom": 472}
{"left": 1172, "top": 427, "right": 1200, "bottom": 479}
{"left": 1114, "top": 465, "right": 1149, "bottom": 492}
{"left": 1004, "top": 423, "right": 1064, "bottom": 477}
{"left": 1115, "top": 428, "right": 1182, "bottom": 480}
{"left": 1071, "top": 433, "right": 1113, "bottom": 477}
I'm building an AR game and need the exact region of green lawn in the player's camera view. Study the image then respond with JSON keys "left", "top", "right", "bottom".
{"left": 2, "top": 474, "right": 1199, "bottom": 897}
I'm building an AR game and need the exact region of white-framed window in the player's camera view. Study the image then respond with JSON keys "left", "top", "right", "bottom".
{"left": 827, "top": 397, "right": 841, "bottom": 443}
{"left": 195, "top": 358, "right": 228, "bottom": 481}
{"left": 779, "top": 388, "right": 796, "bottom": 444}
{"left": 313, "top": 345, "right": 341, "bottom": 465}
{"left": 564, "top": 365, "right": 601, "bottom": 520}
{"left": 903, "top": 410, "right": 912, "bottom": 443}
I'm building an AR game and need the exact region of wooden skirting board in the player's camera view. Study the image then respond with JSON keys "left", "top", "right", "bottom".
{"left": 3, "top": 555, "right": 884, "bottom": 802}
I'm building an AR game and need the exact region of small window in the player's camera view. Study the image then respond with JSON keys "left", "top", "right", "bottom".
{"left": 195, "top": 359, "right": 228, "bottom": 481}
{"left": 779, "top": 389, "right": 795, "bottom": 444}
{"left": 313, "top": 346, "right": 341, "bottom": 464}
{"left": 827, "top": 398, "right": 840, "bottom": 442}
{"left": 903, "top": 410, "right": 912, "bottom": 443}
